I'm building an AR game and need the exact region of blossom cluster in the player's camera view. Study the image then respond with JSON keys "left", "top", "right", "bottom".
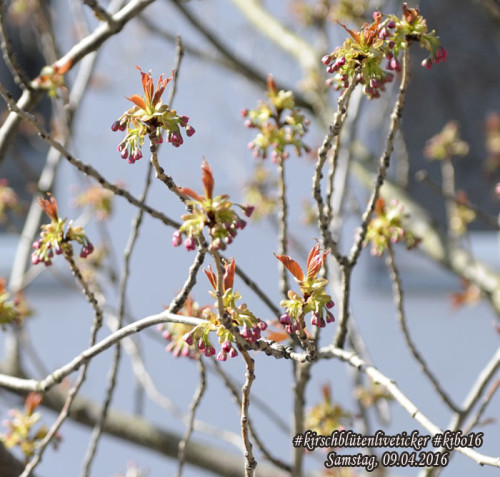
{"left": 158, "top": 296, "right": 210, "bottom": 359}
{"left": 243, "top": 75, "right": 310, "bottom": 163}
{"left": 276, "top": 243, "right": 335, "bottom": 332}
{"left": 31, "top": 195, "right": 94, "bottom": 266}
{"left": 364, "top": 198, "right": 420, "bottom": 255}
{"left": 305, "top": 385, "right": 351, "bottom": 436}
{"left": 0, "top": 278, "right": 30, "bottom": 329}
{"left": 73, "top": 185, "right": 114, "bottom": 221}
{"left": 322, "top": 4, "right": 447, "bottom": 98}
{"left": 111, "top": 67, "right": 195, "bottom": 163}
{"left": 181, "top": 259, "right": 267, "bottom": 361}
{"left": 0, "top": 393, "right": 59, "bottom": 460}
{"left": 172, "top": 160, "right": 254, "bottom": 252}
{"left": 0, "top": 178, "right": 21, "bottom": 223}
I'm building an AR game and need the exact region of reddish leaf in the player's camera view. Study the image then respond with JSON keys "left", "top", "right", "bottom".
{"left": 153, "top": 70, "right": 174, "bottom": 105}
{"left": 201, "top": 160, "right": 214, "bottom": 200}
{"left": 25, "top": 392, "right": 43, "bottom": 416}
{"left": 374, "top": 197, "right": 385, "bottom": 216}
{"left": 274, "top": 253, "right": 304, "bottom": 281}
{"left": 126, "top": 94, "right": 147, "bottom": 110}
{"left": 38, "top": 194, "right": 58, "bottom": 221}
{"left": 266, "top": 330, "right": 289, "bottom": 343}
{"left": 306, "top": 243, "right": 329, "bottom": 279}
{"left": 335, "top": 20, "right": 361, "bottom": 44}
{"left": 224, "top": 258, "right": 236, "bottom": 291}
{"left": 267, "top": 74, "right": 277, "bottom": 95}
{"left": 177, "top": 187, "right": 203, "bottom": 202}
{"left": 204, "top": 265, "right": 217, "bottom": 291}
{"left": 137, "top": 66, "right": 154, "bottom": 105}
{"left": 402, "top": 3, "right": 420, "bottom": 24}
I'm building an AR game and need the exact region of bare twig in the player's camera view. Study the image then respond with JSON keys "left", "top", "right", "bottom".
{"left": 0, "top": 2, "right": 32, "bottom": 90}
{"left": 80, "top": 161, "right": 155, "bottom": 477}
{"left": 176, "top": 357, "right": 207, "bottom": 477}
{"left": 386, "top": 244, "right": 461, "bottom": 412}
{"left": 210, "top": 359, "right": 291, "bottom": 470}
{"left": 277, "top": 157, "right": 290, "bottom": 297}
{"left": 313, "top": 75, "right": 358, "bottom": 262}
{"left": 334, "top": 49, "right": 411, "bottom": 350}
{"left": 20, "top": 255, "right": 104, "bottom": 477}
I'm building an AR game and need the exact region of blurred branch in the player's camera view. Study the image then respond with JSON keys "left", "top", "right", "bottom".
{"left": 0, "top": 0, "right": 158, "bottom": 165}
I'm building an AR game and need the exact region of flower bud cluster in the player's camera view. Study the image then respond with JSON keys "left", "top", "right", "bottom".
{"left": 111, "top": 67, "right": 195, "bottom": 163}
{"left": 305, "top": 385, "right": 351, "bottom": 436}
{"left": 172, "top": 161, "right": 254, "bottom": 252}
{"left": 243, "top": 75, "right": 310, "bottom": 163}
{"left": 158, "top": 297, "right": 209, "bottom": 359}
{"left": 0, "top": 178, "right": 21, "bottom": 223}
{"left": 74, "top": 185, "right": 114, "bottom": 221}
{"left": 0, "top": 393, "right": 59, "bottom": 460}
{"left": 31, "top": 196, "right": 94, "bottom": 266}
{"left": 181, "top": 259, "right": 268, "bottom": 361}
{"left": 322, "top": 4, "right": 446, "bottom": 99}
{"left": 0, "top": 278, "right": 30, "bottom": 329}
{"left": 364, "top": 198, "right": 420, "bottom": 256}
{"left": 276, "top": 243, "right": 335, "bottom": 334}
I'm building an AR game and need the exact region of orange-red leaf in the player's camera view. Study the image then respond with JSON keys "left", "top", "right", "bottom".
{"left": 374, "top": 197, "right": 385, "bottom": 216}
{"left": 306, "top": 243, "right": 329, "bottom": 279}
{"left": 336, "top": 20, "right": 361, "bottom": 44}
{"left": 137, "top": 66, "right": 154, "bottom": 105}
{"left": 224, "top": 258, "right": 236, "bottom": 291}
{"left": 25, "top": 392, "right": 43, "bottom": 416}
{"left": 152, "top": 70, "right": 174, "bottom": 105}
{"left": 38, "top": 194, "right": 58, "bottom": 221}
{"left": 274, "top": 253, "right": 304, "bottom": 281}
{"left": 126, "top": 94, "right": 147, "bottom": 110}
{"left": 204, "top": 265, "right": 217, "bottom": 290}
{"left": 177, "top": 187, "right": 203, "bottom": 202}
{"left": 201, "top": 160, "right": 214, "bottom": 200}
{"left": 266, "top": 330, "right": 289, "bottom": 343}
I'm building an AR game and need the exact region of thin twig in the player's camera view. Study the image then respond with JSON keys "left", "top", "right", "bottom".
{"left": 348, "top": 49, "right": 410, "bottom": 267}
{"left": 0, "top": 2, "right": 32, "bottom": 90}
{"left": 334, "top": 49, "right": 411, "bottom": 350}
{"left": 20, "top": 255, "right": 104, "bottom": 477}
{"left": 176, "top": 357, "right": 207, "bottom": 477}
{"left": 313, "top": 75, "right": 358, "bottom": 262}
{"left": 415, "top": 170, "right": 499, "bottom": 230}
{"left": 82, "top": 0, "right": 116, "bottom": 25}
{"left": 386, "top": 244, "right": 461, "bottom": 412}
{"left": 277, "top": 157, "right": 289, "bottom": 297}
{"left": 292, "top": 361, "right": 312, "bottom": 477}
{"left": 210, "top": 359, "right": 291, "bottom": 469}
{"left": 80, "top": 161, "right": 155, "bottom": 477}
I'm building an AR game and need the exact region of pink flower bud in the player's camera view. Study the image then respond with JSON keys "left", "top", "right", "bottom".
{"left": 216, "top": 350, "right": 227, "bottom": 361}
{"left": 229, "top": 347, "right": 238, "bottom": 358}
{"left": 326, "top": 300, "right": 335, "bottom": 309}
{"left": 111, "top": 121, "right": 120, "bottom": 131}
{"left": 172, "top": 230, "right": 182, "bottom": 247}
{"left": 184, "top": 236, "right": 196, "bottom": 251}
{"left": 240, "top": 108, "right": 248, "bottom": 117}
{"left": 179, "top": 115, "right": 190, "bottom": 125}
{"left": 184, "top": 332, "right": 194, "bottom": 346}
{"left": 186, "top": 125, "right": 195, "bottom": 137}
{"left": 121, "top": 148, "right": 129, "bottom": 160}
